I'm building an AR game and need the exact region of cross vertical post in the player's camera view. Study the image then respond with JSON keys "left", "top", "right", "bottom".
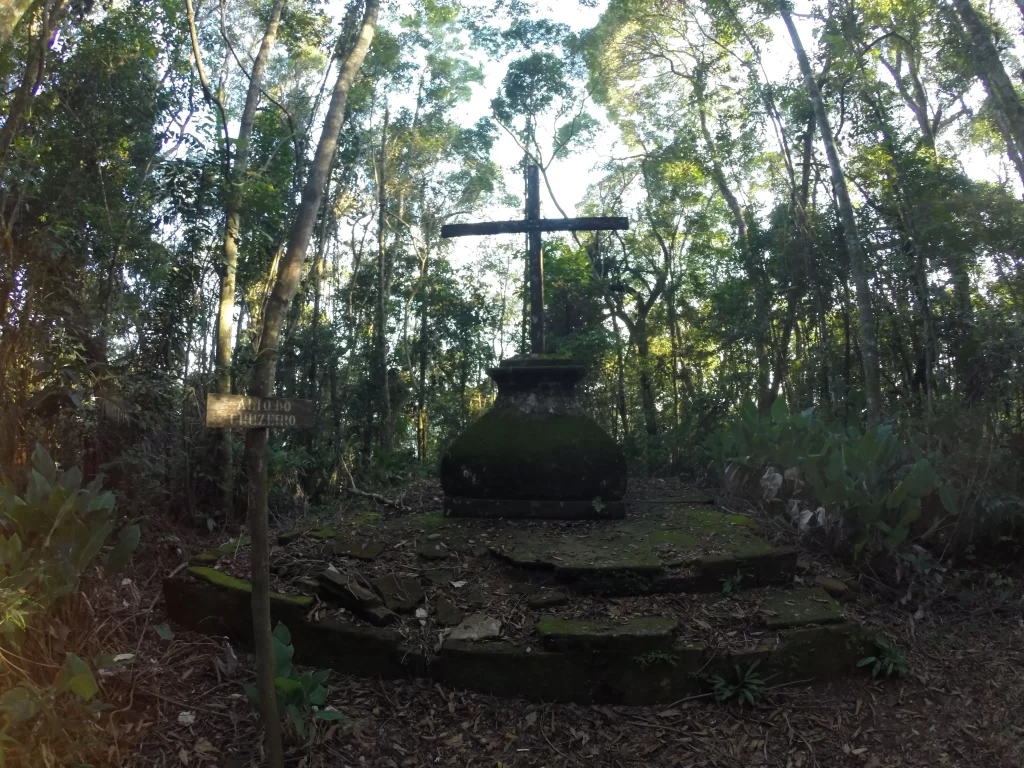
{"left": 440, "top": 165, "right": 629, "bottom": 354}
{"left": 526, "top": 165, "right": 544, "bottom": 354}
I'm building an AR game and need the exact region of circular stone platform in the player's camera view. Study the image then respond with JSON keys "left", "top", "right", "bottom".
{"left": 439, "top": 356, "right": 627, "bottom": 519}
{"left": 163, "top": 482, "right": 876, "bottom": 705}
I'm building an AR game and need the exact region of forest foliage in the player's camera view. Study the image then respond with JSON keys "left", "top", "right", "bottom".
{"left": 1, "top": 0, "right": 1023, "bottom": 568}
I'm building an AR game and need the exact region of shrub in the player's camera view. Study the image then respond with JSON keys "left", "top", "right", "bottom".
{"left": 0, "top": 445, "right": 140, "bottom": 764}
{"left": 706, "top": 399, "right": 961, "bottom": 557}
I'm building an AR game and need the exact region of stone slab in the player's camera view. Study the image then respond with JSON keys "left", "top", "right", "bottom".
{"left": 448, "top": 613, "right": 501, "bottom": 642}
{"left": 760, "top": 587, "right": 843, "bottom": 628}
{"left": 372, "top": 574, "right": 424, "bottom": 613}
{"left": 536, "top": 616, "right": 677, "bottom": 653}
{"left": 446, "top": 497, "right": 626, "bottom": 519}
{"left": 490, "top": 506, "right": 795, "bottom": 594}
{"left": 334, "top": 538, "right": 385, "bottom": 561}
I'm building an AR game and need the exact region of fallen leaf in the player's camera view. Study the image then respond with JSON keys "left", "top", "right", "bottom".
{"left": 178, "top": 711, "right": 196, "bottom": 726}
{"left": 451, "top": 581, "right": 467, "bottom": 588}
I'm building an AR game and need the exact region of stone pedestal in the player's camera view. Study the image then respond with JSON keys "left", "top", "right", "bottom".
{"left": 440, "top": 356, "right": 628, "bottom": 519}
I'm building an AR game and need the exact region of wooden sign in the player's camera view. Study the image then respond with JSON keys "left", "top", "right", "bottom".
{"left": 205, "top": 394, "right": 314, "bottom": 429}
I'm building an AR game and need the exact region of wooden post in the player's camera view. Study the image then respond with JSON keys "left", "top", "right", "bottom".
{"left": 526, "top": 165, "right": 544, "bottom": 354}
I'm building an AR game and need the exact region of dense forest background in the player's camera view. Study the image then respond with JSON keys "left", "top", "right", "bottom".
{"left": 2, "top": 0, "right": 1023, "bottom": 561}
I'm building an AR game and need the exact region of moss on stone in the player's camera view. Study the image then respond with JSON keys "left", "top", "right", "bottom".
{"left": 307, "top": 527, "right": 338, "bottom": 540}
{"left": 217, "top": 536, "right": 250, "bottom": 554}
{"left": 190, "top": 551, "right": 221, "bottom": 565}
{"left": 441, "top": 407, "right": 627, "bottom": 502}
{"left": 187, "top": 566, "right": 314, "bottom": 607}
{"left": 727, "top": 514, "right": 759, "bottom": 529}
{"left": 536, "top": 615, "right": 678, "bottom": 653}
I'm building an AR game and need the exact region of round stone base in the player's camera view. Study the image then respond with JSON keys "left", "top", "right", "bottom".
{"left": 445, "top": 496, "right": 626, "bottom": 520}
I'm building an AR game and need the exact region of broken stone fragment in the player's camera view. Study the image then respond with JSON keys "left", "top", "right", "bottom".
{"left": 435, "top": 598, "right": 463, "bottom": 627}
{"left": 334, "top": 538, "right": 385, "bottom": 562}
{"left": 423, "top": 569, "right": 453, "bottom": 585}
{"left": 318, "top": 568, "right": 381, "bottom": 608}
{"left": 318, "top": 568, "right": 396, "bottom": 626}
{"left": 814, "top": 575, "right": 851, "bottom": 599}
{"left": 448, "top": 613, "right": 501, "bottom": 642}
{"left": 372, "top": 574, "right": 425, "bottom": 613}
{"left": 527, "top": 590, "right": 568, "bottom": 609}
{"left": 415, "top": 539, "right": 449, "bottom": 560}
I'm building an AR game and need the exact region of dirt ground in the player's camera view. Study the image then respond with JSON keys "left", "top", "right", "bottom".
{"left": 83, "top": 480, "right": 1024, "bottom": 768}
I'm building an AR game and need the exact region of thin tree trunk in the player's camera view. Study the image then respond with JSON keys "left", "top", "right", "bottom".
{"left": 949, "top": 0, "right": 1024, "bottom": 186}
{"left": 242, "top": 4, "right": 376, "bottom": 766}
{"left": 417, "top": 258, "right": 429, "bottom": 462}
{"left": 779, "top": 0, "right": 882, "bottom": 424}
{"left": 612, "top": 313, "right": 628, "bottom": 438}
{"left": 211, "top": 0, "right": 285, "bottom": 523}
{"left": 0, "top": 0, "right": 67, "bottom": 163}
{"left": 375, "top": 107, "right": 392, "bottom": 450}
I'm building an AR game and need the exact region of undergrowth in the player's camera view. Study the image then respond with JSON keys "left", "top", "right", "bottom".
{"left": 0, "top": 445, "right": 140, "bottom": 765}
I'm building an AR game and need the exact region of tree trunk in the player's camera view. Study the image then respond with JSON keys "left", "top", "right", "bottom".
{"left": 213, "top": 0, "right": 285, "bottom": 524}
{"left": 242, "top": 3, "right": 377, "bottom": 766}
{"left": 0, "top": 0, "right": 67, "bottom": 163}
{"left": 779, "top": 0, "right": 882, "bottom": 425}
{"left": 417, "top": 257, "right": 429, "bottom": 462}
{"left": 949, "top": 0, "right": 1024, "bottom": 187}
{"left": 375, "top": 107, "right": 392, "bottom": 450}
{"left": 0, "top": 0, "right": 36, "bottom": 45}
{"left": 612, "top": 313, "right": 628, "bottom": 438}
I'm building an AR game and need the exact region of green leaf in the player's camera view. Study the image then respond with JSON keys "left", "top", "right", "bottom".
{"left": 274, "top": 677, "right": 303, "bottom": 695}
{"left": 0, "top": 687, "right": 40, "bottom": 722}
{"left": 938, "top": 485, "right": 958, "bottom": 516}
{"left": 62, "top": 653, "right": 98, "bottom": 701}
{"left": 77, "top": 520, "right": 115, "bottom": 571}
{"left": 285, "top": 704, "right": 305, "bottom": 737}
{"left": 273, "top": 622, "right": 292, "bottom": 646}
{"left": 32, "top": 444, "right": 57, "bottom": 485}
{"left": 309, "top": 686, "right": 327, "bottom": 706}
{"left": 106, "top": 524, "right": 140, "bottom": 573}
{"left": 857, "top": 656, "right": 877, "bottom": 667}
{"left": 59, "top": 466, "right": 83, "bottom": 492}
{"left": 241, "top": 682, "right": 259, "bottom": 710}
{"left": 154, "top": 623, "right": 175, "bottom": 641}
{"left": 770, "top": 396, "right": 787, "bottom": 423}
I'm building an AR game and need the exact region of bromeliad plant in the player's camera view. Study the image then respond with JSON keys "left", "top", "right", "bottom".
{"left": 242, "top": 623, "right": 345, "bottom": 740}
{"left": 707, "top": 399, "right": 959, "bottom": 557}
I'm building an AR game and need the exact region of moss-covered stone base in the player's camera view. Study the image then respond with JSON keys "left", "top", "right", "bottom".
{"left": 440, "top": 357, "right": 627, "bottom": 518}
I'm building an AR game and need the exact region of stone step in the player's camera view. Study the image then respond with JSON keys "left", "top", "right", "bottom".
{"left": 163, "top": 569, "right": 876, "bottom": 706}
{"left": 489, "top": 507, "right": 797, "bottom": 595}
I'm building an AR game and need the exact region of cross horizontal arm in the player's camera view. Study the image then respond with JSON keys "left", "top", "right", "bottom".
{"left": 441, "top": 216, "right": 629, "bottom": 238}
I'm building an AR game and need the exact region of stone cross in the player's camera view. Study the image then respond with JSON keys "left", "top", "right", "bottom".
{"left": 441, "top": 164, "right": 628, "bottom": 354}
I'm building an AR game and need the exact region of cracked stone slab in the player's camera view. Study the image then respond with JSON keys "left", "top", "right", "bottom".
{"left": 372, "top": 574, "right": 424, "bottom": 613}
{"left": 536, "top": 615, "right": 678, "bottom": 653}
{"left": 760, "top": 587, "right": 843, "bottom": 629}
